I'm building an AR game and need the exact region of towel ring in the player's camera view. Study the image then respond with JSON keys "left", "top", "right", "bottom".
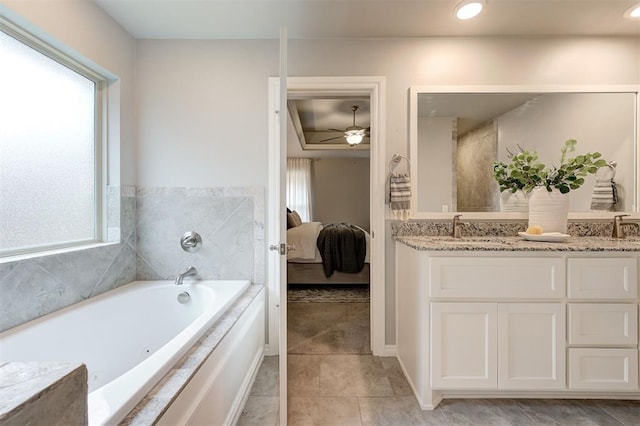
{"left": 389, "top": 154, "right": 409, "bottom": 174}
{"left": 596, "top": 161, "right": 616, "bottom": 180}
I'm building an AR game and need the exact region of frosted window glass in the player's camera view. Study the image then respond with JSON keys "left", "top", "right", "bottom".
{"left": 0, "top": 30, "right": 97, "bottom": 253}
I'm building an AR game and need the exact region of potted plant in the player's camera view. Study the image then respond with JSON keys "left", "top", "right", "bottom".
{"left": 493, "top": 139, "right": 607, "bottom": 232}
{"left": 492, "top": 148, "right": 544, "bottom": 212}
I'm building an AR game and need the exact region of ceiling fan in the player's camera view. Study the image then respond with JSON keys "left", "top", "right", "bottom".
{"left": 319, "top": 105, "right": 370, "bottom": 145}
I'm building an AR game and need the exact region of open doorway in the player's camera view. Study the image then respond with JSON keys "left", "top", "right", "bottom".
{"left": 285, "top": 97, "right": 372, "bottom": 355}
{"left": 265, "top": 76, "right": 386, "bottom": 425}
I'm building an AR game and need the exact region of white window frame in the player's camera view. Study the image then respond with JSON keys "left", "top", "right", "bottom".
{"left": 0, "top": 18, "right": 109, "bottom": 258}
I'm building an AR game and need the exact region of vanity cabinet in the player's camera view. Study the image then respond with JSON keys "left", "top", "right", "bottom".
{"left": 396, "top": 241, "right": 640, "bottom": 410}
{"left": 430, "top": 302, "right": 565, "bottom": 390}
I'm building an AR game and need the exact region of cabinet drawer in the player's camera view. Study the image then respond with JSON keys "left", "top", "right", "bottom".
{"left": 568, "top": 348, "right": 638, "bottom": 390}
{"left": 567, "top": 258, "right": 638, "bottom": 300}
{"left": 568, "top": 304, "right": 638, "bottom": 345}
{"left": 429, "top": 257, "right": 565, "bottom": 299}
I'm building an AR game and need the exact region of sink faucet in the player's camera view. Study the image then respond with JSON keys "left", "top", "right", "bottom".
{"left": 612, "top": 214, "right": 640, "bottom": 239}
{"left": 175, "top": 266, "right": 198, "bottom": 285}
{"left": 451, "top": 214, "right": 470, "bottom": 239}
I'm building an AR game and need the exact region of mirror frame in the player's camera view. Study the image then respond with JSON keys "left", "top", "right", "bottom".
{"left": 409, "top": 85, "right": 640, "bottom": 220}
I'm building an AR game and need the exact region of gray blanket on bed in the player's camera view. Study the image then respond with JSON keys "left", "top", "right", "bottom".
{"left": 316, "top": 223, "right": 366, "bottom": 277}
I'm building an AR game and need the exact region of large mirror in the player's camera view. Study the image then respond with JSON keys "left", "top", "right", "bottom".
{"left": 409, "top": 86, "right": 640, "bottom": 219}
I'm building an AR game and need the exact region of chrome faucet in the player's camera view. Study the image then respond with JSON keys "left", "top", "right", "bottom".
{"left": 611, "top": 214, "right": 640, "bottom": 239}
{"left": 451, "top": 214, "right": 470, "bottom": 239}
{"left": 175, "top": 266, "right": 198, "bottom": 285}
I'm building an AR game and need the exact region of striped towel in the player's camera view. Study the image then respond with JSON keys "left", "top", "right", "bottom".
{"left": 590, "top": 178, "right": 618, "bottom": 211}
{"left": 390, "top": 173, "right": 411, "bottom": 221}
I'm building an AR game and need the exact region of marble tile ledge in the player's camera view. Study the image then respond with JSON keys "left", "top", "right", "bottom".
{"left": 121, "top": 284, "right": 263, "bottom": 425}
{"left": 0, "top": 362, "right": 88, "bottom": 425}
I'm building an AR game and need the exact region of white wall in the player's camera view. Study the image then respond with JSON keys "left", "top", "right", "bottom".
{"left": 418, "top": 117, "right": 455, "bottom": 212}
{"left": 497, "top": 93, "right": 636, "bottom": 211}
{"left": 135, "top": 39, "right": 279, "bottom": 187}
{"left": 311, "top": 158, "right": 370, "bottom": 231}
{"left": 135, "top": 36, "right": 640, "bottom": 345}
{"left": 1, "top": 0, "right": 137, "bottom": 185}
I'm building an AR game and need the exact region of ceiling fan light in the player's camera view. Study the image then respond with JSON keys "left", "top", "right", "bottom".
{"left": 455, "top": 0, "right": 485, "bottom": 20}
{"left": 624, "top": 3, "right": 640, "bottom": 19}
{"left": 345, "top": 130, "right": 364, "bottom": 145}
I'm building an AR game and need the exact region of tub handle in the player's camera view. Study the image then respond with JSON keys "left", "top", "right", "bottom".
{"left": 177, "top": 292, "right": 190, "bottom": 304}
{"left": 180, "top": 231, "right": 202, "bottom": 253}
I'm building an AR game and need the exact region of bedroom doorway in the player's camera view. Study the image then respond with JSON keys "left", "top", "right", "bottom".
{"left": 267, "top": 76, "right": 385, "bottom": 424}
{"left": 285, "top": 96, "right": 373, "bottom": 356}
{"left": 268, "top": 76, "right": 386, "bottom": 357}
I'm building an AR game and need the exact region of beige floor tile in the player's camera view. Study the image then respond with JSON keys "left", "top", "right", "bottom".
{"left": 596, "top": 400, "right": 640, "bottom": 426}
{"left": 288, "top": 302, "right": 370, "bottom": 355}
{"left": 288, "top": 396, "right": 362, "bottom": 426}
{"left": 250, "top": 355, "right": 279, "bottom": 396}
{"left": 359, "top": 396, "right": 448, "bottom": 426}
{"left": 440, "top": 399, "right": 535, "bottom": 425}
{"left": 516, "top": 399, "right": 624, "bottom": 426}
{"left": 288, "top": 354, "right": 321, "bottom": 396}
{"left": 237, "top": 396, "right": 279, "bottom": 426}
{"left": 320, "top": 355, "right": 394, "bottom": 397}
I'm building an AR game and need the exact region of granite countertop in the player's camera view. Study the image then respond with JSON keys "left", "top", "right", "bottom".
{"left": 395, "top": 235, "right": 640, "bottom": 252}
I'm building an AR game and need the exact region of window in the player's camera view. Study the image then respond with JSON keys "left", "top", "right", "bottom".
{"left": 0, "top": 20, "right": 107, "bottom": 257}
{"left": 286, "top": 158, "right": 313, "bottom": 222}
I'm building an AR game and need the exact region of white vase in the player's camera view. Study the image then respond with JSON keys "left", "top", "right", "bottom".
{"left": 527, "top": 187, "right": 570, "bottom": 233}
{"left": 499, "top": 190, "right": 529, "bottom": 212}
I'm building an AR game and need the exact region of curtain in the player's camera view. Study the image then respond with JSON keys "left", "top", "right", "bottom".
{"left": 287, "top": 158, "right": 313, "bottom": 222}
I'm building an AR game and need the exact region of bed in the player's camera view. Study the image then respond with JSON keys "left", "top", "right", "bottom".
{"left": 287, "top": 221, "right": 370, "bottom": 285}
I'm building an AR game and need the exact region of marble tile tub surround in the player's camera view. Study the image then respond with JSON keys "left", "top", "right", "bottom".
{"left": 391, "top": 219, "right": 639, "bottom": 238}
{"left": 135, "top": 187, "right": 264, "bottom": 285}
{"left": 0, "top": 186, "right": 137, "bottom": 332}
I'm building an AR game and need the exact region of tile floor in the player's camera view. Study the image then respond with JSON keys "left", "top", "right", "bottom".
{"left": 238, "top": 290, "right": 640, "bottom": 425}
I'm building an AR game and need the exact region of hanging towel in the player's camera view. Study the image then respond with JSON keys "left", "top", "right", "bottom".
{"left": 590, "top": 178, "right": 618, "bottom": 211}
{"left": 590, "top": 165, "right": 618, "bottom": 211}
{"left": 390, "top": 172, "right": 411, "bottom": 221}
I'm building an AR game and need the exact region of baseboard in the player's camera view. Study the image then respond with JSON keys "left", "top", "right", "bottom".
{"left": 228, "top": 346, "right": 265, "bottom": 426}
{"left": 383, "top": 345, "right": 397, "bottom": 356}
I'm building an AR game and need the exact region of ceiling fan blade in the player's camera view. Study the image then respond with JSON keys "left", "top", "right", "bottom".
{"left": 318, "top": 135, "right": 345, "bottom": 143}
{"left": 328, "top": 128, "right": 345, "bottom": 133}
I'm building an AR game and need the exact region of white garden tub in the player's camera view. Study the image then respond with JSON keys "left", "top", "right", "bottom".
{"left": 0, "top": 279, "right": 251, "bottom": 425}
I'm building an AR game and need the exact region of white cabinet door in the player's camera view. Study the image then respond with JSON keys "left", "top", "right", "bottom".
{"left": 498, "top": 303, "right": 566, "bottom": 390}
{"left": 568, "top": 303, "right": 638, "bottom": 345}
{"left": 569, "top": 348, "right": 639, "bottom": 390}
{"left": 431, "top": 302, "right": 497, "bottom": 389}
{"left": 429, "top": 257, "right": 565, "bottom": 299}
{"left": 567, "top": 258, "right": 638, "bottom": 299}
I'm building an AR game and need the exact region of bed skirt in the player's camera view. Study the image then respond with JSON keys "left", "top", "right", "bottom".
{"left": 287, "top": 263, "right": 370, "bottom": 285}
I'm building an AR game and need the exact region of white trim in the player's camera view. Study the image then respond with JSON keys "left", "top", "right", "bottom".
{"left": 384, "top": 345, "right": 397, "bottom": 357}
{"left": 286, "top": 76, "right": 386, "bottom": 357}
{"left": 409, "top": 84, "right": 640, "bottom": 220}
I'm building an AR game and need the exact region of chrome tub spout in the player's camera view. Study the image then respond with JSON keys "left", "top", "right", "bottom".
{"left": 175, "top": 266, "right": 198, "bottom": 285}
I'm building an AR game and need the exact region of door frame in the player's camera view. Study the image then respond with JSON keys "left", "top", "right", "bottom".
{"left": 267, "top": 75, "right": 387, "bottom": 357}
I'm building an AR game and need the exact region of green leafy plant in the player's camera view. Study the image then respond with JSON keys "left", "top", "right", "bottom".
{"left": 492, "top": 139, "right": 607, "bottom": 195}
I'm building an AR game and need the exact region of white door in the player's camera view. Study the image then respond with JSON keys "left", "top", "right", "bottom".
{"left": 430, "top": 302, "right": 498, "bottom": 389}
{"left": 498, "top": 303, "right": 566, "bottom": 389}
{"left": 266, "top": 28, "right": 288, "bottom": 426}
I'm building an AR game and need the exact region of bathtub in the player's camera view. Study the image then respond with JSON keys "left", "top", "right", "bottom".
{"left": 0, "top": 279, "right": 252, "bottom": 425}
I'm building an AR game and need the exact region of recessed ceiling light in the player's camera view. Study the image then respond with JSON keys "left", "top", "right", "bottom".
{"left": 455, "top": 0, "right": 486, "bottom": 20}
{"left": 624, "top": 3, "right": 640, "bottom": 19}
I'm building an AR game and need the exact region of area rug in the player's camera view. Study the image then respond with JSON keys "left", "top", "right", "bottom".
{"left": 287, "top": 284, "right": 370, "bottom": 303}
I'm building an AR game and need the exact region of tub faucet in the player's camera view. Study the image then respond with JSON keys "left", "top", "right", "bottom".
{"left": 611, "top": 214, "right": 640, "bottom": 239}
{"left": 451, "top": 214, "right": 470, "bottom": 239}
{"left": 175, "top": 266, "right": 198, "bottom": 285}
